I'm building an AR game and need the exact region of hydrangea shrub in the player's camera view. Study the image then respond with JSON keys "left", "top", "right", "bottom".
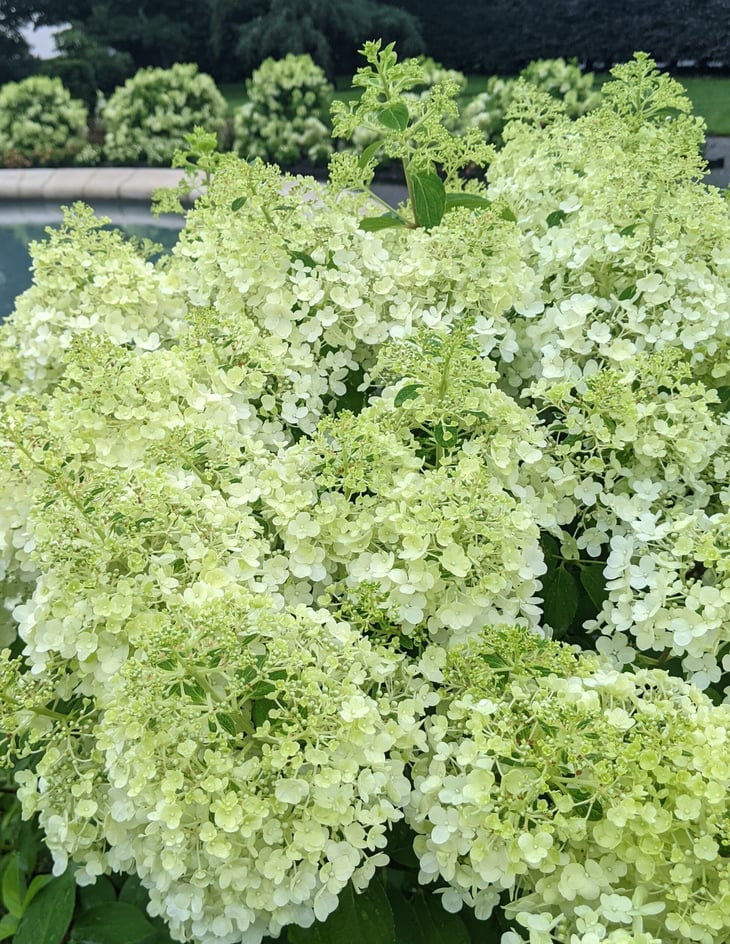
{"left": 101, "top": 63, "right": 227, "bottom": 166}
{"left": 0, "top": 75, "right": 96, "bottom": 167}
{"left": 1, "top": 41, "right": 730, "bottom": 944}
{"left": 462, "top": 57, "right": 601, "bottom": 146}
{"left": 233, "top": 54, "right": 333, "bottom": 166}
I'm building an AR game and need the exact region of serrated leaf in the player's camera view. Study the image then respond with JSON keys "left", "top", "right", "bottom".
{"left": 230, "top": 196, "right": 247, "bottom": 211}
{"left": 69, "top": 901, "right": 154, "bottom": 944}
{"left": 579, "top": 563, "right": 609, "bottom": 611}
{"left": 410, "top": 171, "right": 446, "bottom": 230}
{"left": 14, "top": 870, "right": 75, "bottom": 944}
{"left": 394, "top": 383, "right": 424, "bottom": 407}
{"left": 618, "top": 284, "right": 636, "bottom": 300}
{"left": 360, "top": 213, "right": 406, "bottom": 232}
{"left": 290, "top": 883, "right": 395, "bottom": 944}
{"left": 541, "top": 566, "right": 579, "bottom": 631}
{"left": 377, "top": 102, "right": 409, "bottom": 131}
{"left": 546, "top": 209, "right": 566, "bottom": 227}
{"left": 444, "top": 192, "right": 490, "bottom": 211}
{"left": 358, "top": 139, "right": 384, "bottom": 169}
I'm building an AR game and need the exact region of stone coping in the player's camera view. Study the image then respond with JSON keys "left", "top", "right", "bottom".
{"left": 0, "top": 167, "right": 189, "bottom": 201}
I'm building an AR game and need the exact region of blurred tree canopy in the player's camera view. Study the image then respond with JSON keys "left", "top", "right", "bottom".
{"left": 391, "top": 0, "right": 730, "bottom": 73}
{"left": 0, "top": 0, "right": 38, "bottom": 81}
{"left": 11, "top": 0, "right": 423, "bottom": 83}
{"left": 8, "top": 0, "right": 730, "bottom": 88}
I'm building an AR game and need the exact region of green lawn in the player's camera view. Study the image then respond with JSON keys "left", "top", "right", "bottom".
{"left": 220, "top": 74, "right": 730, "bottom": 135}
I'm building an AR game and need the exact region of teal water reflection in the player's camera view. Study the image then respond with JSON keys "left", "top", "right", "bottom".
{"left": 0, "top": 202, "right": 182, "bottom": 323}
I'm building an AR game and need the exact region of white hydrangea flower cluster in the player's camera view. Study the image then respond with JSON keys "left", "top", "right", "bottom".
{"left": 487, "top": 54, "right": 730, "bottom": 390}
{"left": 102, "top": 63, "right": 227, "bottom": 166}
{"left": 0, "top": 75, "right": 95, "bottom": 167}
{"left": 532, "top": 350, "right": 730, "bottom": 685}
{"left": 2, "top": 45, "right": 730, "bottom": 944}
{"left": 168, "top": 157, "right": 532, "bottom": 433}
{"left": 9, "top": 591, "right": 426, "bottom": 944}
{"left": 233, "top": 54, "right": 333, "bottom": 166}
{"left": 0, "top": 204, "right": 185, "bottom": 401}
{"left": 407, "top": 626, "right": 730, "bottom": 944}
{"left": 261, "top": 419, "right": 545, "bottom": 645}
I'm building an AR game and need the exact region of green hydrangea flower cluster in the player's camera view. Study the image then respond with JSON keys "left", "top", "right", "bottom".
{"left": 0, "top": 75, "right": 96, "bottom": 167}
{"left": 233, "top": 54, "right": 334, "bottom": 166}
{"left": 462, "top": 57, "right": 601, "bottom": 148}
{"left": 407, "top": 627, "right": 730, "bottom": 944}
{"left": 101, "top": 63, "right": 227, "bottom": 166}
{"left": 1, "top": 44, "right": 730, "bottom": 944}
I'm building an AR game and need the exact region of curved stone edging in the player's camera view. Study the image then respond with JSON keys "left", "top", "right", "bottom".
{"left": 0, "top": 167, "right": 190, "bottom": 201}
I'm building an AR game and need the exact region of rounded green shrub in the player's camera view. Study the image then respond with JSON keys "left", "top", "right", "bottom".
{"left": 463, "top": 57, "right": 601, "bottom": 146}
{"left": 232, "top": 53, "right": 333, "bottom": 166}
{"left": 101, "top": 63, "right": 227, "bottom": 166}
{"left": 0, "top": 75, "right": 94, "bottom": 167}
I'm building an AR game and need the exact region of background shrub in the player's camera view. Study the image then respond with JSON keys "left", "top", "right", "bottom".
{"left": 101, "top": 62, "right": 227, "bottom": 166}
{"left": 462, "top": 57, "right": 601, "bottom": 147}
{"left": 233, "top": 53, "right": 333, "bottom": 166}
{"left": 0, "top": 74, "right": 94, "bottom": 167}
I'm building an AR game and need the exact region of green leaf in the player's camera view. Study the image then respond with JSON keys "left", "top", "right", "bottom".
{"left": 69, "top": 902, "right": 155, "bottom": 944}
{"left": 2, "top": 852, "right": 24, "bottom": 918}
{"left": 433, "top": 422, "right": 459, "bottom": 449}
{"left": 618, "top": 284, "right": 636, "bottom": 300}
{"left": 377, "top": 102, "right": 409, "bottom": 131}
{"left": 0, "top": 912, "right": 18, "bottom": 941}
{"left": 499, "top": 205, "right": 517, "bottom": 222}
{"left": 360, "top": 213, "right": 406, "bottom": 232}
{"left": 358, "top": 139, "right": 384, "bottom": 169}
{"left": 22, "top": 873, "right": 55, "bottom": 911}
{"left": 78, "top": 876, "right": 117, "bottom": 912}
{"left": 619, "top": 224, "right": 636, "bottom": 236}
{"left": 443, "top": 192, "right": 490, "bottom": 211}
{"left": 715, "top": 386, "right": 730, "bottom": 411}
{"left": 385, "top": 888, "right": 422, "bottom": 944}
{"left": 216, "top": 712, "right": 237, "bottom": 736}
{"left": 14, "top": 870, "right": 75, "bottom": 944}
{"left": 290, "top": 250, "right": 317, "bottom": 269}
{"left": 480, "top": 652, "right": 508, "bottom": 669}
{"left": 118, "top": 876, "right": 149, "bottom": 912}
{"left": 579, "top": 563, "right": 609, "bottom": 611}
{"left": 541, "top": 566, "right": 579, "bottom": 631}
{"left": 393, "top": 383, "right": 424, "bottom": 407}
{"left": 230, "top": 196, "right": 247, "bottom": 212}
{"left": 384, "top": 820, "right": 419, "bottom": 870}
{"left": 546, "top": 209, "right": 566, "bottom": 227}
{"left": 414, "top": 889, "right": 470, "bottom": 944}
{"left": 290, "top": 883, "right": 395, "bottom": 944}
{"left": 410, "top": 171, "right": 446, "bottom": 230}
